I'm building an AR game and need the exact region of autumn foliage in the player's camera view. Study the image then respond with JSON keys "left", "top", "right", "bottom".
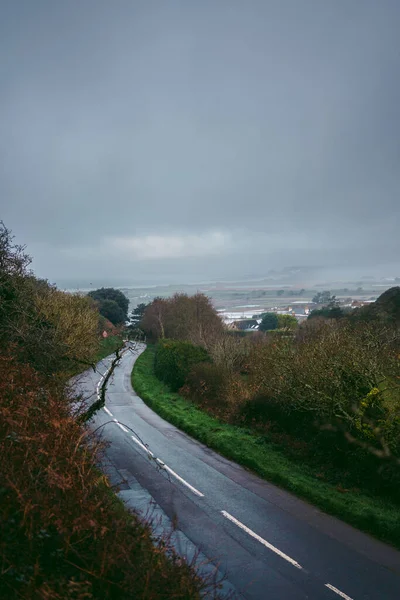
{"left": 141, "top": 293, "right": 224, "bottom": 348}
{"left": 0, "top": 224, "right": 208, "bottom": 599}
{"left": 152, "top": 291, "right": 400, "bottom": 498}
{"left": 0, "top": 356, "right": 205, "bottom": 599}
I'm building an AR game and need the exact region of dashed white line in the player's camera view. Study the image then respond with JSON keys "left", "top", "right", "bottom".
{"left": 96, "top": 348, "right": 356, "bottom": 600}
{"left": 325, "top": 584, "right": 354, "bottom": 600}
{"left": 221, "top": 510, "right": 302, "bottom": 569}
{"left": 130, "top": 436, "right": 204, "bottom": 497}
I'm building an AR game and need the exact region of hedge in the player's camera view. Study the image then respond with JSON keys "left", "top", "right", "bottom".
{"left": 154, "top": 339, "right": 210, "bottom": 391}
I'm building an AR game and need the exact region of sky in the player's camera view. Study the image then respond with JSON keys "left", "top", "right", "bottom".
{"left": 1, "top": 0, "right": 400, "bottom": 287}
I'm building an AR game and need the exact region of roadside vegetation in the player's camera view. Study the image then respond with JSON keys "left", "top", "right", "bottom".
{"left": 134, "top": 290, "right": 400, "bottom": 548}
{"left": 95, "top": 334, "right": 124, "bottom": 363}
{"left": 0, "top": 223, "right": 212, "bottom": 599}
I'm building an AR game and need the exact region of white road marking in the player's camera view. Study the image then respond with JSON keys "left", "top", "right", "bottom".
{"left": 325, "top": 584, "right": 354, "bottom": 600}
{"left": 130, "top": 436, "right": 204, "bottom": 498}
{"left": 162, "top": 464, "right": 204, "bottom": 497}
{"left": 117, "top": 423, "right": 129, "bottom": 433}
{"left": 96, "top": 372, "right": 106, "bottom": 397}
{"left": 221, "top": 510, "right": 302, "bottom": 569}
{"left": 103, "top": 406, "right": 113, "bottom": 417}
{"left": 131, "top": 434, "right": 154, "bottom": 456}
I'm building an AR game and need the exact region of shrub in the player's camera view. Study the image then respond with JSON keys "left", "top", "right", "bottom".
{"left": 259, "top": 312, "right": 278, "bottom": 332}
{"left": 154, "top": 339, "right": 210, "bottom": 392}
{"left": 0, "top": 353, "right": 206, "bottom": 599}
{"left": 182, "top": 362, "right": 248, "bottom": 419}
{"left": 249, "top": 321, "right": 393, "bottom": 423}
{"left": 209, "top": 332, "right": 253, "bottom": 373}
{"left": 88, "top": 287, "right": 129, "bottom": 323}
{"left": 142, "top": 293, "right": 224, "bottom": 347}
{"left": 276, "top": 314, "right": 298, "bottom": 330}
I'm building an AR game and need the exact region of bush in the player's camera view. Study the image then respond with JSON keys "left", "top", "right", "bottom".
{"left": 154, "top": 339, "right": 210, "bottom": 392}
{"left": 88, "top": 287, "right": 129, "bottom": 323}
{"left": 249, "top": 321, "right": 392, "bottom": 423}
{"left": 276, "top": 314, "right": 298, "bottom": 330}
{"left": 0, "top": 354, "right": 206, "bottom": 599}
{"left": 142, "top": 293, "right": 224, "bottom": 347}
{"left": 259, "top": 312, "right": 278, "bottom": 332}
{"left": 182, "top": 362, "right": 248, "bottom": 419}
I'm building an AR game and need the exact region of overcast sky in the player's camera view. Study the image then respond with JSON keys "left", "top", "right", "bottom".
{"left": 1, "top": 0, "right": 399, "bottom": 287}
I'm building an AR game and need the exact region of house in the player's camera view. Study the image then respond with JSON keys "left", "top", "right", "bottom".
{"left": 229, "top": 319, "right": 259, "bottom": 331}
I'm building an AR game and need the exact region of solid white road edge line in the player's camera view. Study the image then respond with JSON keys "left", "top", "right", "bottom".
{"left": 221, "top": 510, "right": 302, "bottom": 569}
{"left": 130, "top": 436, "right": 204, "bottom": 498}
{"left": 325, "top": 583, "right": 354, "bottom": 600}
{"left": 163, "top": 464, "right": 205, "bottom": 498}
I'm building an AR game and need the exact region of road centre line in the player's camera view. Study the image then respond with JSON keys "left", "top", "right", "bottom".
{"left": 99, "top": 348, "right": 359, "bottom": 599}
{"left": 130, "top": 435, "right": 204, "bottom": 498}
{"left": 325, "top": 584, "right": 354, "bottom": 600}
{"left": 221, "top": 510, "right": 302, "bottom": 569}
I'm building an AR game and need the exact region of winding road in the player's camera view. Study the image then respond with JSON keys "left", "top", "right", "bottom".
{"left": 75, "top": 344, "right": 400, "bottom": 599}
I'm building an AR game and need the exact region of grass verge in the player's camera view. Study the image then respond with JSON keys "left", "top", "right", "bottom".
{"left": 132, "top": 346, "right": 400, "bottom": 550}
{"left": 95, "top": 335, "right": 123, "bottom": 362}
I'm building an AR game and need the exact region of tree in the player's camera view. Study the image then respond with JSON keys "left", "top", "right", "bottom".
{"left": 125, "top": 302, "right": 149, "bottom": 340}
{"left": 312, "top": 291, "right": 337, "bottom": 305}
{"left": 259, "top": 312, "right": 279, "bottom": 331}
{"left": 308, "top": 306, "right": 345, "bottom": 320}
{"left": 351, "top": 287, "right": 400, "bottom": 326}
{"left": 141, "top": 297, "right": 169, "bottom": 340}
{"left": 88, "top": 288, "right": 129, "bottom": 322}
{"left": 277, "top": 290, "right": 285, "bottom": 297}
{"left": 141, "top": 293, "right": 223, "bottom": 348}
{"left": 130, "top": 302, "right": 149, "bottom": 325}
{"left": 277, "top": 314, "right": 298, "bottom": 330}
{"left": 0, "top": 222, "right": 100, "bottom": 376}
{"left": 34, "top": 286, "right": 99, "bottom": 369}
{"left": 97, "top": 299, "right": 126, "bottom": 326}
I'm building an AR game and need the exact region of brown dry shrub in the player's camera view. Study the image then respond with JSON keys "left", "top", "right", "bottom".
{"left": 0, "top": 353, "right": 210, "bottom": 600}
{"left": 182, "top": 362, "right": 249, "bottom": 420}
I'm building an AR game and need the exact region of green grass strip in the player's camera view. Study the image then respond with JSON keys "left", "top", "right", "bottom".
{"left": 132, "top": 346, "right": 400, "bottom": 549}
{"left": 95, "top": 335, "right": 123, "bottom": 363}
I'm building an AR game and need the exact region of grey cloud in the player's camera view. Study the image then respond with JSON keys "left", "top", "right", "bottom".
{"left": 1, "top": 0, "right": 399, "bottom": 286}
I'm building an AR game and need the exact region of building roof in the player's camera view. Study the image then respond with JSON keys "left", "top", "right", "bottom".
{"left": 231, "top": 319, "right": 259, "bottom": 331}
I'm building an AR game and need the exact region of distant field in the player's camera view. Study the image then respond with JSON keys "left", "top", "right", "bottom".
{"left": 120, "top": 280, "right": 387, "bottom": 312}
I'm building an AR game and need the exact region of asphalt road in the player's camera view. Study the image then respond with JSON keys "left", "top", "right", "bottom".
{"left": 75, "top": 344, "right": 400, "bottom": 600}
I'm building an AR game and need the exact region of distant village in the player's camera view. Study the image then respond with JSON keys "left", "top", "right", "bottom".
{"left": 220, "top": 298, "right": 375, "bottom": 332}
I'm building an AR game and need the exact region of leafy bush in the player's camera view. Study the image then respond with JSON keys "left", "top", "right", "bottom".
{"left": 276, "top": 314, "right": 298, "bottom": 330}
{"left": 182, "top": 362, "right": 248, "bottom": 419}
{"left": 88, "top": 287, "right": 129, "bottom": 324}
{"left": 209, "top": 332, "right": 253, "bottom": 373}
{"left": 154, "top": 339, "right": 210, "bottom": 392}
{"left": 259, "top": 312, "right": 278, "bottom": 331}
{"left": 248, "top": 321, "right": 392, "bottom": 422}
